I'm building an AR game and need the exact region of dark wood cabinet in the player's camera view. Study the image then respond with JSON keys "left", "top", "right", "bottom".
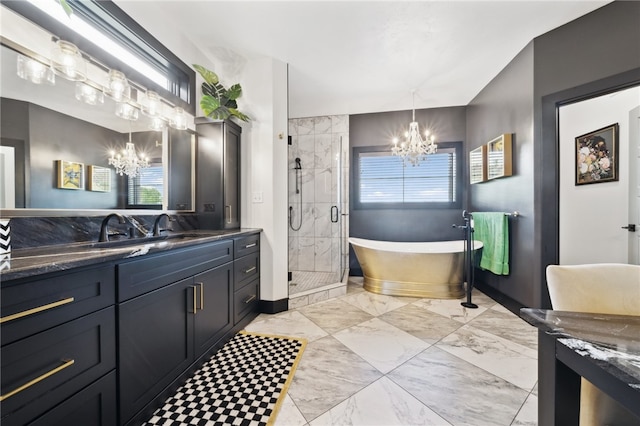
{"left": 193, "top": 264, "right": 233, "bottom": 357}
{"left": 195, "top": 118, "right": 242, "bottom": 229}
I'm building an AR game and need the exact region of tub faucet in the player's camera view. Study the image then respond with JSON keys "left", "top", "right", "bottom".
{"left": 153, "top": 213, "right": 174, "bottom": 236}
{"left": 99, "top": 213, "right": 128, "bottom": 242}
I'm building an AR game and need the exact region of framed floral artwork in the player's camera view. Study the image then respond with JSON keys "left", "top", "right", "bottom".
{"left": 56, "top": 160, "right": 84, "bottom": 190}
{"left": 575, "top": 123, "right": 618, "bottom": 185}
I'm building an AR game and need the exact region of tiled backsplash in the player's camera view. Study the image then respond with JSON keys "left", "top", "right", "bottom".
{"left": 7, "top": 214, "right": 200, "bottom": 250}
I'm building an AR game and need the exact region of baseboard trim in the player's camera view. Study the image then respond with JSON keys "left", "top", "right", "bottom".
{"left": 474, "top": 281, "right": 524, "bottom": 316}
{"left": 260, "top": 298, "right": 288, "bottom": 314}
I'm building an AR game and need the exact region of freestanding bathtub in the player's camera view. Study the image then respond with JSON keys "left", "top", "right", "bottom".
{"left": 349, "top": 237, "right": 483, "bottom": 299}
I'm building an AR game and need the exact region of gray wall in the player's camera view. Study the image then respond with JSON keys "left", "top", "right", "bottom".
{"left": 466, "top": 1, "right": 640, "bottom": 308}
{"left": 349, "top": 106, "right": 467, "bottom": 273}
{"left": 466, "top": 43, "right": 535, "bottom": 307}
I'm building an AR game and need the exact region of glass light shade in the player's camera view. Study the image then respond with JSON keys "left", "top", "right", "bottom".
{"left": 142, "top": 90, "right": 162, "bottom": 117}
{"left": 75, "top": 82, "right": 104, "bottom": 105}
{"left": 50, "top": 40, "right": 86, "bottom": 81}
{"left": 149, "top": 116, "right": 167, "bottom": 131}
{"left": 115, "top": 102, "right": 139, "bottom": 120}
{"left": 17, "top": 54, "right": 55, "bottom": 85}
{"left": 106, "top": 69, "right": 131, "bottom": 102}
{"left": 169, "top": 107, "right": 187, "bottom": 130}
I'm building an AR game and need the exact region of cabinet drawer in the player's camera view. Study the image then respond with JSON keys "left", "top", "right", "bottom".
{"left": 1, "top": 265, "right": 115, "bottom": 346}
{"left": 233, "top": 252, "right": 259, "bottom": 290}
{"left": 1, "top": 307, "right": 116, "bottom": 426}
{"left": 118, "top": 239, "right": 233, "bottom": 301}
{"left": 234, "top": 279, "right": 259, "bottom": 324}
{"left": 29, "top": 371, "right": 116, "bottom": 426}
{"left": 234, "top": 233, "right": 259, "bottom": 258}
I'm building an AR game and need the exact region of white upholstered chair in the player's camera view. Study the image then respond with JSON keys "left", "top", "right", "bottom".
{"left": 546, "top": 263, "right": 640, "bottom": 426}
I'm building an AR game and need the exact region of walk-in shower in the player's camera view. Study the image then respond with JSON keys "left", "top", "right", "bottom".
{"left": 288, "top": 116, "right": 349, "bottom": 302}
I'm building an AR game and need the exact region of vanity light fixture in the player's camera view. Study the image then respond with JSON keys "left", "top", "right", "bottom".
{"left": 391, "top": 91, "right": 437, "bottom": 166}
{"left": 115, "top": 102, "right": 139, "bottom": 121}
{"left": 109, "top": 128, "right": 149, "bottom": 177}
{"left": 50, "top": 40, "right": 86, "bottom": 81}
{"left": 169, "top": 107, "right": 188, "bottom": 130}
{"left": 141, "top": 90, "right": 162, "bottom": 117}
{"left": 105, "top": 69, "right": 131, "bottom": 102}
{"left": 75, "top": 81, "right": 104, "bottom": 105}
{"left": 17, "top": 54, "right": 55, "bottom": 85}
{"left": 149, "top": 116, "right": 167, "bottom": 131}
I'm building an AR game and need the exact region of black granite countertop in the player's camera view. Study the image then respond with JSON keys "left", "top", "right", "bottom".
{"left": 520, "top": 308, "right": 640, "bottom": 390}
{"left": 0, "top": 228, "right": 261, "bottom": 282}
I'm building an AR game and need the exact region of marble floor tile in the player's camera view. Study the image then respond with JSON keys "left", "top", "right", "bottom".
{"left": 309, "top": 377, "right": 451, "bottom": 426}
{"left": 341, "top": 291, "right": 408, "bottom": 317}
{"left": 244, "top": 310, "right": 328, "bottom": 342}
{"left": 298, "top": 298, "right": 374, "bottom": 334}
{"left": 469, "top": 289, "right": 497, "bottom": 307}
{"left": 512, "top": 394, "right": 538, "bottom": 426}
{"left": 413, "top": 297, "right": 487, "bottom": 323}
{"left": 333, "top": 318, "right": 430, "bottom": 374}
{"left": 274, "top": 394, "right": 308, "bottom": 426}
{"left": 436, "top": 324, "right": 538, "bottom": 390}
{"left": 287, "top": 336, "right": 383, "bottom": 422}
{"left": 379, "top": 303, "right": 463, "bottom": 344}
{"left": 467, "top": 308, "right": 538, "bottom": 350}
{"left": 388, "top": 346, "right": 529, "bottom": 426}
{"left": 490, "top": 303, "right": 513, "bottom": 314}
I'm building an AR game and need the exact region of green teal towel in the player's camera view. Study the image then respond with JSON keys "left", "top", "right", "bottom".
{"left": 472, "top": 212, "right": 509, "bottom": 275}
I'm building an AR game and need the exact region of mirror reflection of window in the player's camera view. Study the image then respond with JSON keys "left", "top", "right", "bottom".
{"left": 127, "top": 159, "right": 163, "bottom": 209}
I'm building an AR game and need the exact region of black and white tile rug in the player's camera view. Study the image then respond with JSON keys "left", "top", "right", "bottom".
{"left": 144, "top": 331, "right": 306, "bottom": 426}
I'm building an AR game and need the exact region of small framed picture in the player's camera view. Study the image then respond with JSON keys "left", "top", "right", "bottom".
{"left": 88, "top": 165, "right": 111, "bottom": 192}
{"left": 469, "top": 145, "right": 487, "bottom": 184}
{"left": 575, "top": 123, "right": 619, "bottom": 185}
{"left": 486, "top": 133, "right": 512, "bottom": 180}
{"left": 56, "top": 160, "right": 84, "bottom": 190}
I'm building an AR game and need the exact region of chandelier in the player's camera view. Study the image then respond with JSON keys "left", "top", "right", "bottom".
{"left": 391, "top": 92, "right": 437, "bottom": 166}
{"left": 109, "top": 129, "right": 149, "bottom": 177}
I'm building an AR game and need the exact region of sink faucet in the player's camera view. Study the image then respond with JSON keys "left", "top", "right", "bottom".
{"left": 99, "top": 213, "right": 128, "bottom": 242}
{"left": 153, "top": 213, "right": 174, "bottom": 236}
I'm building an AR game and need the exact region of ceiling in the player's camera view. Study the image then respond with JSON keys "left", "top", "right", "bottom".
{"left": 116, "top": 1, "right": 611, "bottom": 118}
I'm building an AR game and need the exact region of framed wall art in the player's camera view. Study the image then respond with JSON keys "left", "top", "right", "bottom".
{"left": 487, "top": 133, "right": 513, "bottom": 180}
{"left": 469, "top": 145, "right": 487, "bottom": 184}
{"left": 575, "top": 123, "right": 618, "bottom": 185}
{"left": 88, "top": 165, "right": 111, "bottom": 192}
{"left": 56, "top": 160, "right": 84, "bottom": 190}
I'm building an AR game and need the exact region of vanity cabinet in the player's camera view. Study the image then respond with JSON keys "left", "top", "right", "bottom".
{"left": 0, "top": 265, "right": 117, "bottom": 426}
{"left": 195, "top": 118, "right": 242, "bottom": 230}
{"left": 233, "top": 234, "right": 260, "bottom": 324}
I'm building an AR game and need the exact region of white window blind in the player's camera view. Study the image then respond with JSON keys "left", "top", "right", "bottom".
{"left": 128, "top": 164, "right": 163, "bottom": 206}
{"left": 358, "top": 150, "right": 456, "bottom": 204}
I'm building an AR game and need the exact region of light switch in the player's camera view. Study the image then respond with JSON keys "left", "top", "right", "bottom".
{"left": 252, "top": 191, "right": 263, "bottom": 203}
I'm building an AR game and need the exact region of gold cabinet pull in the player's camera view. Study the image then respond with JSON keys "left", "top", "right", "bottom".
{"left": 0, "top": 297, "right": 75, "bottom": 324}
{"left": 0, "top": 359, "right": 75, "bottom": 402}
{"left": 244, "top": 243, "right": 257, "bottom": 249}
{"left": 225, "top": 205, "right": 232, "bottom": 224}
{"left": 190, "top": 286, "right": 197, "bottom": 314}
{"left": 197, "top": 282, "right": 204, "bottom": 310}
{"left": 244, "top": 266, "right": 256, "bottom": 274}
{"left": 243, "top": 295, "right": 256, "bottom": 304}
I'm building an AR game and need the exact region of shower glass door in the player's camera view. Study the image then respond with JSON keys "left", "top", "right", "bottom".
{"left": 288, "top": 115, "right": 349, "bottom": 296}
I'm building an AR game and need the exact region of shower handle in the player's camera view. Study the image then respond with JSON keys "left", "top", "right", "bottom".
{"left": 331, "top": 206, "right": 338, "bottom": 223}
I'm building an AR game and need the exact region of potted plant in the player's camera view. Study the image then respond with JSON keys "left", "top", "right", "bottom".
{"left": 193, "top": 64, "right": 250, "bottom": 122}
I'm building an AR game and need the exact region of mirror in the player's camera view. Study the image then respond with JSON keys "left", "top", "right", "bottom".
{"left": 0, "top": 14, "right": 194, "bottom": 214}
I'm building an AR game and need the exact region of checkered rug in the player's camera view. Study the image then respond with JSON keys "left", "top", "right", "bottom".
{"left": 144, "top": 331, "right": 306, "bottom": 426}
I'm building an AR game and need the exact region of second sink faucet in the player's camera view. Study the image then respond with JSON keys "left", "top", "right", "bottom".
{"left": 153, "top": 213, "right": 175, "bottom": 236}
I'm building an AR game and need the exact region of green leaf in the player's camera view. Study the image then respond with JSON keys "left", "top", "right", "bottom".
{"left": 200, "top": 95, "right": 220, "bottom": 116}
{"left": 227, "top": 84, "right": 242, "bottom": 101}
{"left": 229, "top": 108, "right": 250, "bottom": 122}
{"left": 58, "top": 0, "right": 73, "bottom": 17}
{"left": 193, "top": 64, "right": 219, "bottom": 85}
{"left": 209, "top": 106, "right": 231, "bottom": 120}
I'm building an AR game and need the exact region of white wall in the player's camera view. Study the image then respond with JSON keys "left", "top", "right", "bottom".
{"left": 558, "top": 86, "right": 640, "bottom": 264}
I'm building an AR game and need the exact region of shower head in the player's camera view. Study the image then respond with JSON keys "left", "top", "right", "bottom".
{"left": 294, "top": 158, "right": 302, "bottom": 169}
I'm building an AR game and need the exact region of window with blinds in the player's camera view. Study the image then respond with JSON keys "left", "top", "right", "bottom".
{"left": 127, "top": 163, "right": 163, "bottom": 208}
{"left": 353, "top": 143, "right": 461, "bottom": 209}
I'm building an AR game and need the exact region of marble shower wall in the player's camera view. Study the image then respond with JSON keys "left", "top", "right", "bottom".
{"left": 288, "top": 115, "right": 349, "bottom": 277}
